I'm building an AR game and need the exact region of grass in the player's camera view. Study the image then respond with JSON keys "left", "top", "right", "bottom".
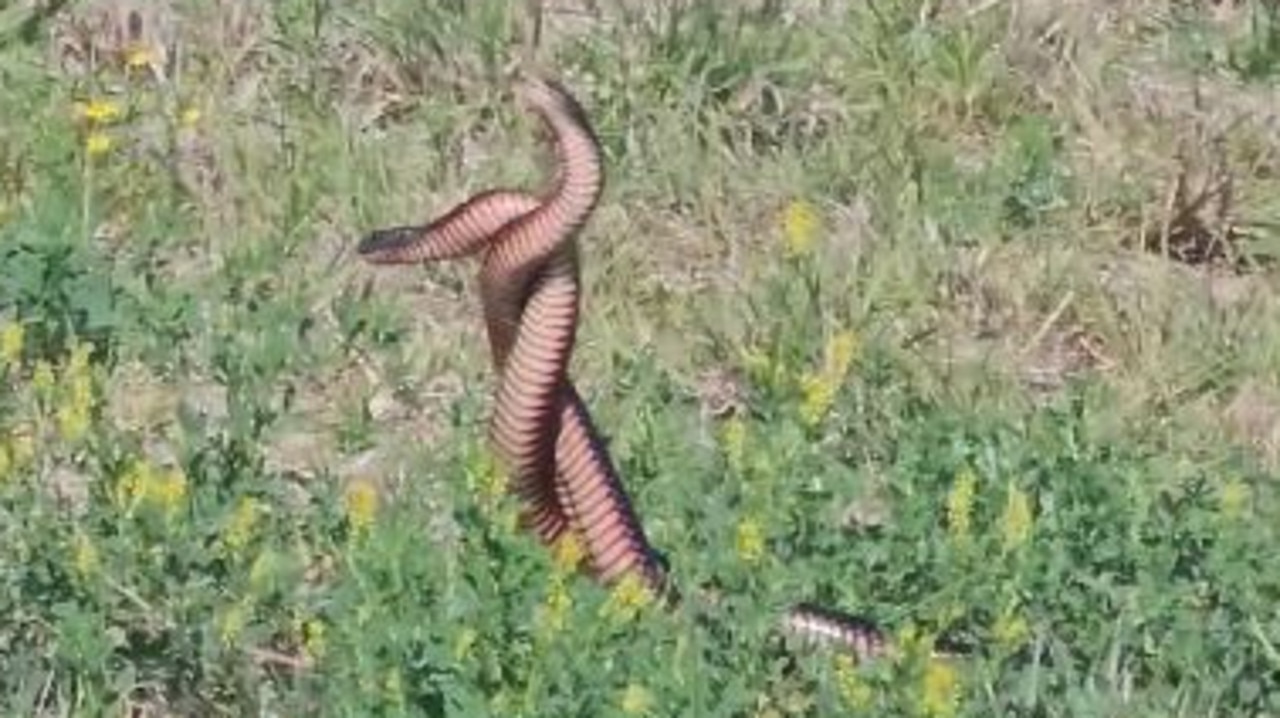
{"left": 2, "top": 0, "right": 1280, "bottom": 715}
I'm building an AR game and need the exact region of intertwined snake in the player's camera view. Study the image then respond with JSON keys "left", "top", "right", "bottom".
{"left": 357, "top": 73, "right": 902, "bottom": 661}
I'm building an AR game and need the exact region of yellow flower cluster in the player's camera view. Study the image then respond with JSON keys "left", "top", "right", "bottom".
{"left": 467, "top": 445, "right": 509, "bottom": 514}
{"left": 947, "top": 468, "right": 1036, "bottom": 554}
{"left": 833, "top": 653, "right": 874, "bottom": 709}
{"left": 741, "top": 347, "right": 789, "bottom": 395}
{"left": 453, "top": 627, "right": 479, "bottom": 661}
{"left": 32, "top": 359, "right": 55, "bottom": 398}
{"left": 123, "top": 44, "right": 156, "bottom": 71}
{"left": 56, "top": 341, "right": 95, "bottom": 444}
{"left": 719, "top": 416, "right": 747, "bottom": 475}
{"left": 72, "top": 531, "right": 100, "bottom": 580}
{"left": 222, "top": 496, "right": 262, "bottom": 554}
{"left": 1218, "top": 477, "right": 1251, "bottom": 519}
{"left": 798, "top": 330, "right": 859, "bottom": 428}
{"left": 76, "top": 98, "right": 122, "bottom": 158}
{"left": 535, "top": 575, "right": 574, "bottom": 639}
{"left": 1000, "top": 483, "right": 1033, "bottom": 551}
{"left": 735, "top": 516, "right": 765, "bottom": 564}
{"left": 218, "top": 600, "right": 250, "bottom": 646}
{"left": 0, "top": 425, "right": 34, "bottom": 483}
{"left": 180, "top": 106, "right": 201, "bottom": 128}
{"left": 84, "top": 134, "right": 113, "bottom": 157}
{"left": 619, "top": 682, "right": 655, "bottom": 715}
{"left": 599, "top": 572, "right": 655, "bottom": 625}
{"left": 551, "top": 531, "right": 586, "bottom": 576}
{"left": 919, "top": 657, "right": 960, "bottom": 717}
{"left": 77, "top": 99, "right": 122, "bottom": 124}
{"left": 300, "top": 617, "right": 328, "bottom": 661}
{"left": 0, "top": 321, "right": 23, "bottom": 368}
{"left": 343, "top": 478, "right": 380, "bottom": 536}
{"left": 992, "top": 607, "right": 1030, "bottom": 651}
{"left": 945, "top": 467, "right": 977, "bottom": 544}
{"left": 115, "top": 458, "right": 188, "bottom": 519}
{"left": 4, "top": 328, "right": 100, "bottom": 454}
{"left": 781, "top": 199, "right": 821, "bottom": 258}
{"left": 825, "top": 331, "right": 859, "bottom": 379}
{"left": 5, "top": 333, "right": 95, "bottom": 450}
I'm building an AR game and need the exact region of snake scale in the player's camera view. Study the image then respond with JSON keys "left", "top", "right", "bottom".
{"left": 356, "top": 73, "right": 904, "bottom": 662}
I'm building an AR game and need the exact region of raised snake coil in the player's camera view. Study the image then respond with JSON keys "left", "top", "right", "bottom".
{"left": 358, "top": 75, "right": 894, "bottom": 660}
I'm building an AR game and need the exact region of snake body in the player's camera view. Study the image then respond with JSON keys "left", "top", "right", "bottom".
{"left": 358, "top": 74, "right": 893, "bottom": 659}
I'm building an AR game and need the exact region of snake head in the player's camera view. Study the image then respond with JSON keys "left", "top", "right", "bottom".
{"left": 356, "top": 225, "right": 426, "bottom": 264}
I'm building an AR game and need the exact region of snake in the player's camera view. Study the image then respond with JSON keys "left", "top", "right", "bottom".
{"left": 356, "top": 73, "right": 912, "bottom": 662}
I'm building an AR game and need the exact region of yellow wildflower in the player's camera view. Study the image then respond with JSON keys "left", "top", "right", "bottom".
{"left": 535, "top": 577, "right": 573, "bottom": 638}
{"left": 833, "top": 653, "right": 874, "bottom": 709}
{"left": 720, "top": 416, "right": 747, "bottom": 474}
{"left": 1000, "top": 483, "right": 1033, "bottom": 550}
{"left": 152, "top": 468, "right": 188, "bottom": 517}
{"left": 824, "top": 330, "right": 859, "bottom": 380}
{"left": 496, "top": 504, "right": 520, "bottom": 535}
{"left": 1218, "top": 478, "right": 1251, "bottom": 519}
{"left": 78, "top": 99, "right": 122, "bottom": 125}
{"left": 54, "top": 378, "right": 90, "bottom": 440}
{"left": 8, "top": 426, "right": 34, "bottom": 469}
{"left": 735, "top": 517, "right": 765, "bottom": 564}
{"left": 224, "top": 496, "right": 262, "bottom": 553}
{"left": 67, "top": 339, "right": 91, "bottom": 373}
{"left": 781, "top": 199, "right": 820, "bottom": 258}
{"left": 32, "top": 360, "right": 55, "bottom": 398}
{"left": 552, "top": 531, "right": 586, "bottom": 575}
{"left": 115, "top": 460, "right": 176, "bottom": 511}
{"left": 56, "top": 403, "right": 90, "bottom": 444}
{"left": 798, "top": 372, "right": 838, "bottom": 428}
{"left": 992, "top": 609, "right": 1030, "bottom": 651}
{"left": 799, "top": 330, "right": 860, "bottom": 427}
{"left": 468, "top": 447, "right": 507, "bottom": 511}
{"left": 599, "top": 572, "right": 654, "bottom": 625}
{"left": 123, "top": 44, "right": 154, "bottom": 70}
{"left": 741, "top": 346, "right": 788, "bottom": 394}
{"left": 945, "top": 468, "right": 978, "bottom": 543}
{"left": 0, "top": 321, "right": 23, "bottom": 367}
{"left": 919, "top": 658, "right": 960, "bottom": 717}
{"left": 66, "top": 341, "right": 92, "bottom": 394}
{"left": 895, "top": 622, "right": 942, "bottom": 664}
{"left": 218, "top": 601, "right": 250, "bottom": 646}
{"left": 453, "top": 627, "right": 478, "bottom": 661}
{"left": 180, "top": 106, "right": 201, "bottom": 128}
{"left": 72, "top": 532, "right": 99, "bottom": 579}
{"left": 344, "top": 478, "right": 380, "bottom": 534}
{"left": 85, "top": 132, "right": 113, "bottom": 157}
{"left": 620, "top": 683, "right": 654, "bottom": 715}
{"left": 114, "top": 460, "right": 150, "bottom": 508}
{"left": 301, "top": 618, "right": 327, "bottom": 661}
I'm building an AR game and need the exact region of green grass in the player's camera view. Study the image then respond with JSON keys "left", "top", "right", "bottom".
{"left": 2, "top": 0, "right": 1280, "bottom": 715}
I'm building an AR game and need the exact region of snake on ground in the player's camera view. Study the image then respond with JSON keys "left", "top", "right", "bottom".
{"left": 356, "top": 72, "right": 940, "bottom": 662}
